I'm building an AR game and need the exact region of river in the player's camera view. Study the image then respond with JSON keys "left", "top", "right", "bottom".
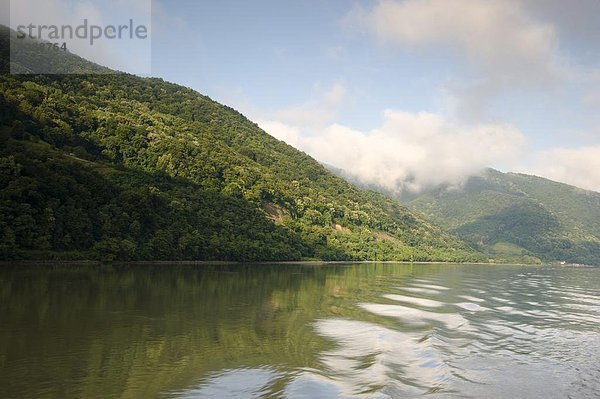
{"left": 0, "top": 263, "right": 598, "bottom": 398}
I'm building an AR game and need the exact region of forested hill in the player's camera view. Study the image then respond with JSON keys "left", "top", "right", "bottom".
{"left": 0, "top": 26, "right": 482, "bottom": 262}
{"left": 402, "top": 169, "right": 600, "bottom": 266}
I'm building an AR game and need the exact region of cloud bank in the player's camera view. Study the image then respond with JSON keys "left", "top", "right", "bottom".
{"left": 259, "top": 102, "right": 526, "bottom": 193}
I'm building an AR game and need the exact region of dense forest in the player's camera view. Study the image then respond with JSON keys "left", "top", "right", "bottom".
{"left": 0, "top": 26, "right": 482, "bottom": 262}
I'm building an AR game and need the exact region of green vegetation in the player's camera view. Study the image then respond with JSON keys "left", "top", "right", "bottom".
{"left": 402, "top": 169, "right": 600, "bottom": 265}
{"left": 0, "top": 26, "right": 481, "bottom": 262}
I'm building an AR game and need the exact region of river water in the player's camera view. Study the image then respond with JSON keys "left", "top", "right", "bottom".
{"left": 0, "top": 263, "right": 598, "bottom": 398}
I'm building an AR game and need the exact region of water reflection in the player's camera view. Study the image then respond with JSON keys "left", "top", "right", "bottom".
{"left": 0, "top": 263, "right": 599, "bottom": 398}
{"left": 314, "top": 318, "right": 450, "bottom": 397}
{"left": 172, "top": 368, "right": 282, "bottom": 399}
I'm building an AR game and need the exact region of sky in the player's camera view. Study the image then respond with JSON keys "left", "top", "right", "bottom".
{"left": 3, "top": 0, "right": 600, "bottom": 192}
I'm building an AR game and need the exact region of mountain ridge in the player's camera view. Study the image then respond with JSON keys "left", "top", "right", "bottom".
{"left": 0, "top": 25, "right": 482, "bottom": 262}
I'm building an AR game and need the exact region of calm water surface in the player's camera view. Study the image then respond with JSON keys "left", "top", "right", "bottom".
{"left": 0, "top": 263, "right": 599, "bottom": 398}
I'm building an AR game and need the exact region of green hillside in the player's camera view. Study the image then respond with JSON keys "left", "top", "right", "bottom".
{"left": 402, "top": 169, "right": 600, "bottom": 265}
{"left": 0, "top": 26, "right": 481, "bottom": 262}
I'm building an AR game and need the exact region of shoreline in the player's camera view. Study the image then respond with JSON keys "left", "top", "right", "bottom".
{"left": 0, "top": 259, "right": 556, "bottom": 267}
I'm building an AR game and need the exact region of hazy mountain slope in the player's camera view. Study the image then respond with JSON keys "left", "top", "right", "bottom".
{"left": 404, "top": 169, "right": 600, "bottom": 265}
{"left": 0, "top": 26, "right": 481, "bottom": 262}
{"left": 2, "top": 26, "right": 111, "bottom": 74}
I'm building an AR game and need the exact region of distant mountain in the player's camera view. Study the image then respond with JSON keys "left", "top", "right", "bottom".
{"left": 394, "top": 169, "right": 600, "bottom": 265}
{"left": 0, "top": 26, "right": 481, "bottom": 262}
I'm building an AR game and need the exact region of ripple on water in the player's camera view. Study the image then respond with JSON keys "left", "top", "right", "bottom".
{"left": 457, "top": 295, "right": 485, "bottom": 303}
{"left": 455, "top": 303, "right": 483, "bottom": 312}
{"left": 410, "top": 283, "right": 451, "bottom": 291}
{"left": 359, "top": 303, "right": 471, "bottom": 331}
{"left": 383, "top": 294, "right": 445, "bottom": 309}
{"left": 313, "top": 319, "right": 452, "bottom": 397}
{"left": 172, "top": 368, "right": 281, "bottom": 399}
{"left": 399, "top": 287, "right": 443, "bottom": 296}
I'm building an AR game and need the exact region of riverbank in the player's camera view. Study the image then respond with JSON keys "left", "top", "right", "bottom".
{"left": 0, "top": 259, "right": 553, "bottom": 267}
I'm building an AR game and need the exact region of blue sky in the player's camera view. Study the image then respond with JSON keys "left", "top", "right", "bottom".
{"left": 4, "top": 0, "right": 600, "bottom": 192}
{"left": 152, "top": 0, "right": 467, "bottom": 129}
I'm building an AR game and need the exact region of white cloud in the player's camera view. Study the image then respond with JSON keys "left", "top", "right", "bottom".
{"left": 529, "top": 146, "right": 600, "bottom": 193}
{"left": 347, "top": 0, "right": 565, "bottom": 119}
{"left": 257, "top": 120, "right": 303, "bottom": 148}
{"left": 349, "top": 0, "right": 561, "bottom": 81}
{"left": 260, "top": 110, "right": 526, "bottom": 193}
